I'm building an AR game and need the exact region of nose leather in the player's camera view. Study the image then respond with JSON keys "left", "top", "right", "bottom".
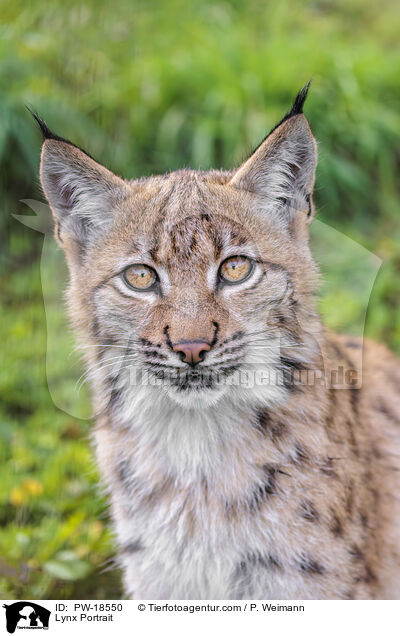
{"left": 172, "top": 340, "right": 211, "bottom": 366}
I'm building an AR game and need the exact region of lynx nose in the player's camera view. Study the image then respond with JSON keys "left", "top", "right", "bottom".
{"left": 172, "top": 340, "right": 211, "bottom": 366}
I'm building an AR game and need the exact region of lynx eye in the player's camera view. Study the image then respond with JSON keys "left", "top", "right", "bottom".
{"left": 122, "top": 264, "right": 157, "bottom": 291}
{"left": 219, "top": 256, "right": 253, "bottom": 285}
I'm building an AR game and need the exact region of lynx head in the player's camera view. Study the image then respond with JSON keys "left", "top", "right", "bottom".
{"left": 37, "top": 83, "right": 320, "bottom": 413}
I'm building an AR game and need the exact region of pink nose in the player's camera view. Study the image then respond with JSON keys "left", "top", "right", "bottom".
{"left": 172, "top": 340, "right": 211, "bottom": 366}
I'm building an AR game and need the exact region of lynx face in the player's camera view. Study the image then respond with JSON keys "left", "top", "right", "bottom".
{"left": 38, "top": 86, "right": 319, "bottom": 409}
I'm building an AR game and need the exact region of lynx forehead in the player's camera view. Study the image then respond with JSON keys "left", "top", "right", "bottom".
{"left": 36, "top": 83, "right": 400, "bottom": 599}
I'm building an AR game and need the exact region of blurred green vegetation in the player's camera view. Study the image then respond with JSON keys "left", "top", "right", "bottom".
{"left": 1, "top": 0, "right": 400, "bottom": 599}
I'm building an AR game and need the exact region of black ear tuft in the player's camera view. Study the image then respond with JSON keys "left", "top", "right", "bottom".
{"left": 251, "top": 80, "right": 313, "bottom": 154}
{"left": 287, "top": 79, "right": 312, "bottom": 118}
{"left": 274, "top": 79, "right": 312, "bottom": 129}
{"left": 27, "top": 106, "right": 70, "bottom": 143}
{"left": 261, "top": 79, "right": 312, "bottom": 142}
{"left": 26, "top": 106, "right": 94, "bottom": 159}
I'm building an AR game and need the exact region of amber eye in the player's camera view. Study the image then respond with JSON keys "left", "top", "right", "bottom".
{"left": 219, "top": 256, "right": 253, "bottom": 285}
{"left": 122, "top": 264, "right": 157, "bottom": 291}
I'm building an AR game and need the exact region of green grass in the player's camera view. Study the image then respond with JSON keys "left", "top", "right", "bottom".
{"left": 1, "top": 0, "right": 400, "bottom": 599}
{"left": 0, "top": 261, "right": 122, "bottom": 599}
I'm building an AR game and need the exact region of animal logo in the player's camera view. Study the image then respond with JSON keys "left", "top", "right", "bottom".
{"left": 2, "top": 602, "right": 50, "bottom": 633}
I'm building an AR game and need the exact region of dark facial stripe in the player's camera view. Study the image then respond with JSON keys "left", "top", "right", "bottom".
{"left": 148, "top": 184, "right": 176, "bottom": 263}
{"left": 215, "top": 343, "right": 246, "bottom": 358}
{"left": 248, "top": 464, "right": 279, "bottom": 511}
{"left": 164, "top": 325, "right": 174, "bottom": 350}
{"left": 141, "top": 349, "right": 168, "bottom": 360}
{"left": 210, "top": 321, "right": 220, "bottom": 347}
{"left": 278, "top": 355, "right": 308, "bottom": 393}
{"left": 296, "top": 555, "right": 324, "bottom": 575}
{"left": 219, "top": 331, "right": 245, "bottom": 346}
{"left": 292, "top": 441, "right": 310, "bottom": 464}
{"left": 255, "top": 410, "right": 288, "bottom": 442}
{"left": 349, "top": 545, "right": 364, "bottom": 561}
{"left": 329, "top": 510, "right": 344, "bottom": 537}
{"left": 237, "top": 551, "right": 282, "bottom": 575}
{"left": 299, "top": 500, "right": 320, "bottom": 522}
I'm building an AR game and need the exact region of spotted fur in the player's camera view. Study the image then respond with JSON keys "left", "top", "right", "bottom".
{"left": 37, "top": 86, "right": 400, "bottom": 599}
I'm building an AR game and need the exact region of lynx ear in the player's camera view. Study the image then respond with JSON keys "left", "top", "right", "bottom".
{"left": 230, "top": 83, "right": 317, "bottom": 228}
{"left": 34, "top": 113, "right": 130, "bottom": 250}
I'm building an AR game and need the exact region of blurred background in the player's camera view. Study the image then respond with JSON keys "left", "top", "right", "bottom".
{"left": 1, "top": 0, "right": 400, "bottom": 599}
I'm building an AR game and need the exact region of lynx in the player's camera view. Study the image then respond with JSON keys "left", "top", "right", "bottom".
{"left": 35, "top": 84, "right": 400, "bottom": 599}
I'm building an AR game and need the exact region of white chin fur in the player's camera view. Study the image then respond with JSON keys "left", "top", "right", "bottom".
{"left": 163, "top": 385, "right": 228, "bottom": 409}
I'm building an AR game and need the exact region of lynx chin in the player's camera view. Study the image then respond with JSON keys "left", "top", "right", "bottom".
{"left": 35, "top": 83, "right": 400, "bottom": 599}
